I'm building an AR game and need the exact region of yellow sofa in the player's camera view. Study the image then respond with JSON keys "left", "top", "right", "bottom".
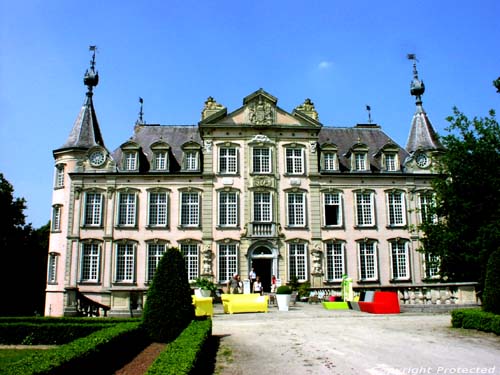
{"left": 221, "top": 293, "right": 268, "bottom": 314}
{"left": 192, "top": 295, "right": 213, "bottom": 317}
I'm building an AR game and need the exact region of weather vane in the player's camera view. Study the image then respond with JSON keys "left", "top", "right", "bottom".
{"left": 89, "top": 45, "right": 97, "bottom": 70}
{"left": 366, "top": 105, "right": 372, "bottom": 124}
{"left": 138, "top": 97, "right": 144, "bottom": 124}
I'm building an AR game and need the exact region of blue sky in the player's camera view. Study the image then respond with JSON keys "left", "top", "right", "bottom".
{"left": 1, "top": 1, "right": 499, "bottom": 228}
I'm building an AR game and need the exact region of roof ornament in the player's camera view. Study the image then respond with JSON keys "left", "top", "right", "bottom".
{"left": 137, "top": 97, "right": 144, "bottom": 125}
{"left": 295, "top": 98, "right": 319, "bottom": 121}
{"left": 408, "top": 53, "right": 425, "bottom": 106}
{"left": 366, "top": 105, "right": 372, "bottom": 124}
{"left": 83, "top": 46, "right": 99, "bottom": 94}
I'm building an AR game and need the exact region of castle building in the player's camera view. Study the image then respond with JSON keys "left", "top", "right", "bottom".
{"left": 45, "top": 52, "right": 466, "bottom": 317}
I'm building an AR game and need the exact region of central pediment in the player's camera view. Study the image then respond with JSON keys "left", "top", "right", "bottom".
{"left": 199, "top": 88, "right": 322, "bottom": 128}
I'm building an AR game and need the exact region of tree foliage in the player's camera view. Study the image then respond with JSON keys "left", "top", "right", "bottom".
{"left": 0, "top": 173, "right": 49, "bottom": 316}
{"left": 420, "top": 108, "right": 500, "bottom": 291}
{"left": 482, "top": 248, "right": 500, "bottom": 314}
{"left": 142, "top": 247, "right": 194, "bottom": 343}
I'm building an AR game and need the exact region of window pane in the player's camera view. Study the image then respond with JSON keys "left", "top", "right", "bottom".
{"left": 386, "top": 154, "right": 396, "bottom": 171}
{"left": 85, "top": 193, "right": 102, "bottom": 226}
{"left": 48, "top": 254, "right": 57, "bottom": 283}
{"left": 254, "top": 192, "right": 271, "bottom": 222}
{"left": 149, "top": 192, "right": 168, "bottom": 226}
{"left": 218, "top": 244, "right": 237, "bottom": 283}
{"left": 388, "top": 192, "right": 405, "bottom": 225}
{"left": 326, "top": 243, "right": 344, "bottom": 281}
{"left": 289, "top": 243, "right": 307, "bottom": 281}
{"left": 324, "top": 193, "right": 340, "bottom": 226}
{"left": 81, "top": 243, "right": 100, "bottom": 282}
{"left": 219, "top": 191, "right": 238, "bottom": 226}
{"left": 181, "top": 192, "right": 199, "bottom": 226}
{"left": 359, "top": 242, "right": 376, "bottom": 280}
{"left": 155, "top": 152, "right": 168, "bottom": 171}
{"left": 116, "top": 243, "right": 135, "bottom": 282}
{"left": 253, "top": 148, "right": 270, "bottom": 173}
{"left": 286, "top": 148, "right": 303, "bottom": 174}
{"left": 287, "top": 193, "right": 305, "bottom": 226}
{"left": 391, "top": 242, "right": 408, "bottom": 279}
{"left": 181, "top": 244, "right": 199, "bottom": 281}
{"left": 356, "top": 193, "right": 373, "bottom": 226}
{"left": 118, "top": 193, "right": 136, "bottom": 226}
{"left": 147, "top": 243, "right": 166, "bottom": 282}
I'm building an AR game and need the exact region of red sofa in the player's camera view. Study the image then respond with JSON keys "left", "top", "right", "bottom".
{"left": 358, "top": 291, "right": 400, "bottom": 314}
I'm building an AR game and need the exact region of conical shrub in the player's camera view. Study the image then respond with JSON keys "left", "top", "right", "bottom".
{"left": 142, "top": 247, "right": 194, "bottom": 342}
{"left": 482, "top": 248, "right": 500, "bottom": 314}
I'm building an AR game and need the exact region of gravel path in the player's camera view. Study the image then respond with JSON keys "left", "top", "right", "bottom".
{"left": 212, "top": 303, "right": 500, "bottom": 375}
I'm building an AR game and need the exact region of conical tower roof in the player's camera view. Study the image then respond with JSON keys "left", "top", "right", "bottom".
{"left": 405, "top": 59, "right": 444, "bottom": 153}
{"left": 56, "top": 47, "right": 105, "bottom": 151}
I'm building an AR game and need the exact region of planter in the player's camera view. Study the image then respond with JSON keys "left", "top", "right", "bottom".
{"left": 276, "top": 294, "right": 291, "bottom": 311}
{"left": 199, "top": 289, "right": 212, "bottom": 298}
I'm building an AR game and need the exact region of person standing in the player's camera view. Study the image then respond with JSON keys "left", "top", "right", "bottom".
{"left": 253, "top": 276, "right": 263, "bottom": 295}
{"left": 227, "top": 273, "right": 240, "bottom": 294}
{"left": 249, "top": 267, "right": 257, "bottom": 291}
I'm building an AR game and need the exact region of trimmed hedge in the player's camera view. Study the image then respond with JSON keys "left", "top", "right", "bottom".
{"left": 146, "top": 318, "right": 212, "bottom": 375}
{"left": 3, "top": 322, "right": 149, "bottom": 375}
{"left": 451, "top": 308, "right": 500, "bottom": 335}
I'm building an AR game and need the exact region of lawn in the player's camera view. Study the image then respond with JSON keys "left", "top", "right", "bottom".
{"left": 0, "top": 348, "right": 51, "bottom": 369}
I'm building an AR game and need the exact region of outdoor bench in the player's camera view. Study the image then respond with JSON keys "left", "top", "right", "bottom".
{"left": 358, "top": 291, "right": 400, "bottom": 314}
{"left": 221, "top": 293, "right": 268, "bottom": 314}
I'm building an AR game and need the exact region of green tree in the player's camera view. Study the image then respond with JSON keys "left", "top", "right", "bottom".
{"left": 420, "top": 108, "right": 500, "bottom": 292}
{"left": 0, "top": 173, "right": 49, "bottom": 316}
{"left": 482, "top": 248, "right": 500, "bottom": 314}
{"left": 142, "top": 247, "right": 194, "bottom": 342}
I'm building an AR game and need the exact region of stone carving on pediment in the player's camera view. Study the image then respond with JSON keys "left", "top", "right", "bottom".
{"left": 295, "top": 98, "right": 319, "bottom": 121}
{"left": 249, "top": 134, "right": 273, "bottom": 144}
{"left": 248, "top": 97, "right": 274, "bottom": 125}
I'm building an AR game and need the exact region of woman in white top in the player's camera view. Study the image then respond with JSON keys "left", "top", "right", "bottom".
{"left": 253, "top": 276, "right": 263, "bottom": 295}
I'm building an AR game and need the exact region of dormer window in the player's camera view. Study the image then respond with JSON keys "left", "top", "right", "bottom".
{"left": 150, "top": 141, "right": 170, "bottom": 172}
{"left": 124, "top": 152, "right": 137, "bottom": 171}
{"left": 181, "top": 141, "right": 201, "bottom": 172}
{"left": 184, "top": 151, "right": 199, "bottom": 171}
{"left": 376, "top": 142, "right": 400, "bottom": 172}
{"left": 354, "top": 153, "right": 367, "bottom": 171}
{"left": 384, "top": 153, "right": 397, "bottom": 171}
{"left": 323, "top": 152, "right": 338, "bottom": 172}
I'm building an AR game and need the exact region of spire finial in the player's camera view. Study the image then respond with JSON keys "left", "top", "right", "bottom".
{"left": 408, "top": 53, "right": 425, "bottom": 106}
{"left": 84, "top": 46, "right": 99, "bottom": 94}
{"left": 137, "top": 97, "right": 144, "bottom": 125}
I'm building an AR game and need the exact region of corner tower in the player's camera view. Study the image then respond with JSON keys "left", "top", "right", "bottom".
{"left": 45, "top": 47, "right": 110, "bottom": 317}
{"left": 404, "top": 55, "right": 444, "bottom": 172}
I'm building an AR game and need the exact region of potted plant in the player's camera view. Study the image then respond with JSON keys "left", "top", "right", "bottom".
{"left": 194, "top": 277, "right": 217, "bottom": 297}
{"left": 276, "top": 285, "right": 292, "bottom": 311}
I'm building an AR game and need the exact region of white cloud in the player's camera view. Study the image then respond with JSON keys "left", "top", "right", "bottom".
{"left": 318, "top": 61, "right": 332, "bottom": 69}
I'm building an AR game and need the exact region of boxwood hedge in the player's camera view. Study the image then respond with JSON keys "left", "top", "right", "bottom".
{"left": 451, "top": 308, "right": 500, "bottom": 335}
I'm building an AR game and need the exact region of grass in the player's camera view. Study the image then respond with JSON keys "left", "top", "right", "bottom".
{"left": 0, "top": 348, "right": 50, "bottom": 369}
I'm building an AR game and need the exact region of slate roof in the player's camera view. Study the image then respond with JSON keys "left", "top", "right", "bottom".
{"left": 57, "top": 93, "right": 105, "bottom": 150}
{"left": 110, "top": 123, "right": 408, "bottom": 173}
{"left": 405, "top": 105, "right": 444, "bottom": 153}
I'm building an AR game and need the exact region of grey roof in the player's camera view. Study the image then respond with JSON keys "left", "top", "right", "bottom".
{"left": 111, "top": 124, "right": 202, "bottom": 172}
{"left": 319, "top": 125, "right": 409, "bottom": 171}
{"left": 405, "top": 104, "right": 444, "bottom": 153}
{"left": 58, "top": 93, "right": 105, "bottom": 150}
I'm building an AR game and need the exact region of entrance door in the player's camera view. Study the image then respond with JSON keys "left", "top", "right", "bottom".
{"left": 252, "top": 258, "right": 272, "bottom": 292}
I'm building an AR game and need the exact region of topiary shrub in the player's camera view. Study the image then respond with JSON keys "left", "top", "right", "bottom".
{"left": 142, "top": 247, "right": 194, "bottom": 343}
{"left": 276, "top": 285, "right": 292, "bottom": 294}
{"left": 482, "top": 248, "right": 500, "bottom": 314}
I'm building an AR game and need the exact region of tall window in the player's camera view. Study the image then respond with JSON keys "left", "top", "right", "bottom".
{"left": 115, "top": 243, "right": 135, "bottom": 282}
{"left": 323, "top": 152, "right": 337, "bottom": 172}
{"left": 252, "top": 148, "right": 271, "bottom": 173}
{"left": 354, "top": 153, "right": 367, "bottom": 171}
{"left": 218, "top": 243, "right": 238, "bottom": 283}
{"left": 180, "top": 192, "right": 200, "bottom": 227}
{"left": 425, "top": 254, "right": 440, "bottom": 278}
{"left": 118, "top": 193, "right": 137, "bottom": 226}
{"left": 52, "top": 205, "right": 62, "bottom": 231}
{"left": 219, "top": 147, "right": 238, "bottom": 174}
{"left": 146, "top": 243, "right": 166, "bottom": 282}
{"left": 124, "top": 152, "right": 137, "bottom": 171}
{"left": 55, "top": 165, "right": 64, "bottom": 188}
{"left": 84, "top": 192, "right": 103, "bottom": 226}
{"left": 184, "top": 151, "right": 199, "bottom": 171}
{"left": 148, "top": 192, "right": 168, "bottom": 227}
{"left": 390, "top": 241, "right": 409, "bottom": 280}
{"left": 154, "top": 152, "right": 168, "bottom": 171}
{"left": 325, "top": 242, "right": 345, "bottom": 281}
{"left": 387, "top": 191, "right": 406, "bottom": 226}
{"left": 419, "top": 192, "right": 436, "bottom": 224}
{"left": 385, "top": 153, "right": 397, "bottom": 171}
{"left": 219, "top": 191, "right": 238, "bottom": 227}
{"left": 81, "top": 243, "right": 100, "bottom": 282}
{"left": 253, "top": 192, "right": 272, "bottom": 222}
{"left": 355, "top": 191, "right": 375, "bottom": 226}
{"left": 286, "top": 148, "right": 304, "bottom": 174}
{"left": 288, "top": 243, "right": 307, "bottom": 281}
{"left": 324, "top": 192, "right": 342, "bottom": 227}
{"left": 287, "top": 192, "right": 306, "bottom": 227}
{"left": 358, "top": 242, "right": 378, "bottom": 281}
{"left": 181, "top": 243, "right": 199, "bottom": 281}
{"left": 47, "top": 253, "right": 58, "bottom": 283}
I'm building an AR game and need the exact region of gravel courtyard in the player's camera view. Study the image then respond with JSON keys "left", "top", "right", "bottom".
{"left": 212, "top": 302, "right": 500, "bottom": 375}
